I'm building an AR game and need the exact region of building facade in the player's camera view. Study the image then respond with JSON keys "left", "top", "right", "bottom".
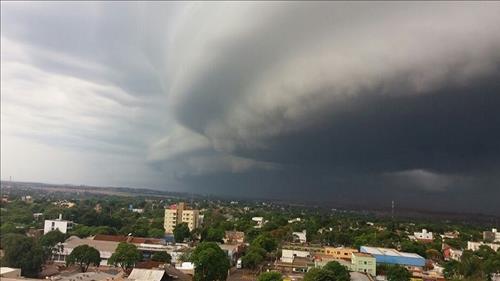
{"left": 360, "top": 246, "right": 425, "bottom": 267}
{"left": 483, "top": 228, "right": 500, "bottom": 242}
{"left": 43, "top": 214, "right": 74, "bottom": 234}
{"left": 351, "top": 252, "right": 376, "bottom": 276}
{"left": 323, "top": 247, "right": 358, "bottom": 260}
{"left": 164, "top": 202, "right": 200, "bottom": 234}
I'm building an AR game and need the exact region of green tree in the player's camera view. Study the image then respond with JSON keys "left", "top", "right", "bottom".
{"left": 39, "top": 229, "right": 66, "bottom": 261}
{"left": 252, "top": 234, "right": 277, "bottom": 252}
{"left": 1, "top": 234, "right": 43, "bottom": 277}
{"left": 108, "top": 242, "right": 142, "bottom": 272}
{"left": 151, "top": 251, "right": 172, "bottom": 263}
{"left": 148, "top": 228, "right": 165, "bottom": 238}
{"left": 304, "top": 268, "right": 336, "bottom": 281}
{"left": 66, "top": 245, "right": 101, "bottom": 272}
{"left": 323, "top": 261, "right": 350, "bottom": 281}
{"left": 174, "top": 223, "right": 191, "bottom": 243}
{"left": 386, "top": 265, "right": 411, "bottom": 281}
{"left": 257, "top": 271, "right": 282, "bottom": 281}
{"left": 242, "top": 246, "right": 266, "bottom": 269}
{"left": 203, "top": 227, "right": 224, "bottom": 242}
{"left": 191, "top": 242, "right": 230, "bottom": 281}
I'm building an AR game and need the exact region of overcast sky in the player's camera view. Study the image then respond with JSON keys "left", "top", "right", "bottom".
{"left": 2, "top": 2, "right": 500, "bottom": 215}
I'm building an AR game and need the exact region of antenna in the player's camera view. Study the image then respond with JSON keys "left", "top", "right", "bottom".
{"left": 391, "top": 200, "right": 395, "bottom": 220}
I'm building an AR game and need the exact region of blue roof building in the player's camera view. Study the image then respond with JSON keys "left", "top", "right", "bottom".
{"left": 360, "top": 246, "right": 425, "bottom": 267}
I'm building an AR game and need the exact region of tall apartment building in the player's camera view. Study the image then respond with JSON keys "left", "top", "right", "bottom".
{"left": 164, "top": 202, "right": 200, "bottom": 234}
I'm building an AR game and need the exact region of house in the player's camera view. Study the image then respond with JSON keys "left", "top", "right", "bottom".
{"left": 409, "top": 229, "right": 433, "bottom": 242}
{"left": 252, "top": 217, "right": 265, "bottom": 228}
{"left": 54, "top": 236, "right": 119, "bottom": 266}
{"left": 292, "top": 230, "right": 307, "bottom": 243}
{"left": 218, "top": 243, "right": 244, "bottom": 265}
{"left": 281, "top": 249, "right": 311, "bottom": 263}
{"left": 483, "top": 228, "right": 500, "bottom": 242}
{"left": 467, "top": 241, "right": 500, "bottom": 252}
{"left": 21, "top": 195, "right": 33, "bottom": 204}
{"left": 442, "top": 244, "right": 462, "bottom": 261}
{"left": 128, "top": 268, "right": 166, "bottom": 281}
{"left": 1, "top": 268, "right": 21, "bottom": 278}
{"left": 351, "top": 252, "right": 376, "bottom": 276}
{"left": 288, "top": 218, "right": 302, "bottom": 223}
{"left": 55, "top": 271, "right": 121, "bottom": 281}
{"left": 223, "top": 231, "right": 245, "bottom": 244}
{"left": 360, "top": 246, "right": 425, "bottom": 267}
{"left": 323, "top": 246, "right": 358, "bottom": 260}
{"left": 43, "top": 214, "right": 74, "bottom": 234}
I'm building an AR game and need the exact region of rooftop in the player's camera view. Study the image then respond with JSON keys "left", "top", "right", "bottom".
{"left": 361, "top": 246, "right": 424, "bottom": 259}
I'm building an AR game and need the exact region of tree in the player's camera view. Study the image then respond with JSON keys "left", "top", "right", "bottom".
{"left": 203, "top": 227, "right": 224, "bottom": 242}
{"left": 304, "top": 268, "right": 336, "bottom": 281}
{"left": 108, "top": 242, "right": 142, "bottom": 272}
{"left": 191, "top": 242, "right": 230, "bottom": 281}
{"left": 174, "top": 223, "right": 191, "bottom": 243}
{"left": 387, "top": 265, "right": 411, "bottom": 281}
{"left": 1, "top": 234, "right": 43, "bottom": 277}
{"left": 252, "top": 234, "right": 277, "bottom": 253}
{"left": 242, "top": 247, "right": 266, "bottom": 269}
{"left": 152, "top": 251, "right": 172, "bottom": 263}
{"left": 66, "top": 245, "right": 101, "bottom": 272}
{"left": 257, "top": 271, "right": 282, "bottom": 281}
{"left": 148, "top": 228, "right": 165, "bottom": 238}
{"left": 39, "top": 229, "right": 66, "bottom": 261}
{"left": 323, "top": 261, "right": 350, "bottom": 281}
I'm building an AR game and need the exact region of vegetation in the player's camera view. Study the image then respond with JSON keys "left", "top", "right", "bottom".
{"left": 174, "top": 223, "right": 191, "bottom": 242}
{"left": 257, "top": 271, "right": 282, "bottom": 281}
{"left": 304, "top": 261, "right": 350, "bottom": 281}
{"left": 66, "top": 245, "right": 101, "bottom": 272}
{"left": 0, "top": 234, "right": 43, "bottom": 277}
{"left": 191, "top": 242, "right": 230, "bottom": 281}
{"left": 386, "top": 265, "right": 411, "bottom": 281}
{"left": 108, "top": 242, "right": 142, "bottom": 272}
{"left": 151, "top": 251, "right": 172, "bottom": 263}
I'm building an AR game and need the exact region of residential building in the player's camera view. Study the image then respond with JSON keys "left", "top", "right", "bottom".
{"left": 164, "top": 202, "right": 200, "bottom": 233}
{"left": 442, "top": 245, "right": 462, "bottom": 261}
{"left": 21, "top": 195, "right": 33, "bottom": 204}
{"left": 360, "top": 246, "right": 426, "bottom": 267}
{"left": 132, "top": 208, "right": 144, "bottom": 214}
{"left": 224, "top": 231, "right": 245, "bottom": 244}
{"left": 252, "top": 217, "right": 264, "bottom": 228}
{"left": 323, "top": 246, "right": 358, "bottom": 260}
{"left": 54, "top": 236, "right": 119, "bottom": 266}
{"left": 43, "top": 214, "right": 74, "bottom": 234}
{"left": 128, "top": 269, "right": 165, "bottom": 281}
{"left": 281, "top": 249, "right": 311, "bottom": 263}
{"left": 1, "top": 268, "right": 21, "bottom": 278}
{"left": 467, "top": 241, "right": 500, "bottom": 252}
{"left": 292, "top": 230, "right": 307, "bottom": 243}
{"left": 288, "top": 218, "right": 302, "bottom": 223}
{"left": 440, "top": 231, "right": 460, "bottom": 239}
{"left": 351, "top": 252, "right": 376, "bottom": 276}
{"left": 218, "top": 243, "right": 244, "bottom": 265}
{"left": 483, "top": 228, "right": 500, "bottom": 242}
{"left": 410, "top": 229, "right": 433, "bottom": 242}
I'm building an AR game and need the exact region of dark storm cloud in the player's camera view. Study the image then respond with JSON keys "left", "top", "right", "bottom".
{"left": 2, "top": 2, "right": 500, "bottom": 214}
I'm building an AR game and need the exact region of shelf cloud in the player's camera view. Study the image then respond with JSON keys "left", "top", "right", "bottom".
{"left": 2, "top": 2, "right": 500, "bottom": 214}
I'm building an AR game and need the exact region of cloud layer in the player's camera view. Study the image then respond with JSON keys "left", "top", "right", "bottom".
{"left": 2, "top": 2, "right": 500, "bottom": 214}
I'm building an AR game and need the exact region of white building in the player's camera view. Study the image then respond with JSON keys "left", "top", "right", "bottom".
{"left": 468, "top": 241, "right": 500, "bottom": 252}
{"left": 44, "top": 214, "right": 74, "bottom": 234}
{"left": 410, "top": 229, "right": 433, "bottom": 241}
{"left": 1, "top": 267, "right": 21, "bottom": 278}
{"left": 483, "top": 228, "right": 500, "bottom": 242}
{"left": 292, "top": 230, "right": 307, "bottom": 243}
{"left": 288, "top": 218, "right": 302, "bottom": 223}
{"left": 252, "top": 217, "right": 264, "bottom": 228}
{"left": 281, "top": 249, "right": 311, "bottom": 263}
